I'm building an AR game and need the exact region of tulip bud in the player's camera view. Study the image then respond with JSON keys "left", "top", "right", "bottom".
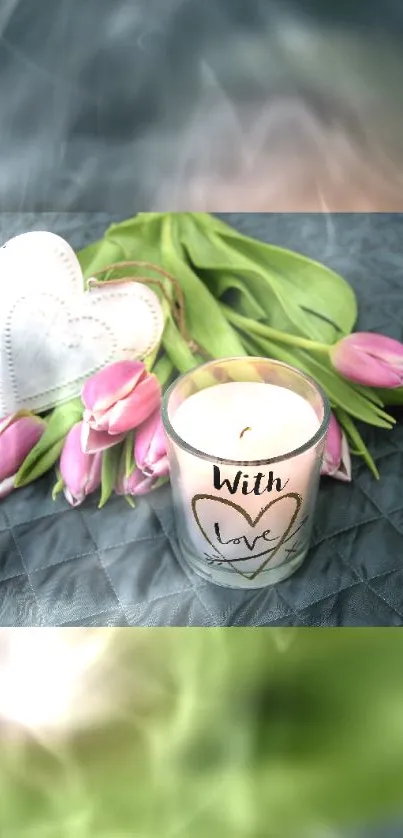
{"left": 0, "top": 412, "right": 46, "bottom": 499}
{"left": 330, "top": 332, "right": 403, "bottom": 388}
{"left": 82, "top": 360, "right": 161, "bottom": 435}
{"left": 115, "top": 467, "right": 157, "bottom": 497}
{"left": 81, "top": 423, "right": 125, "bottom": 455}
{"left": 321, "top": 413, "right": 352, "bottom": 482}
{"left": 60, "top": 422, "right": 102, "bottom": 507}
{"left": 134, "top": 408, "right": 169, "bottom": 479}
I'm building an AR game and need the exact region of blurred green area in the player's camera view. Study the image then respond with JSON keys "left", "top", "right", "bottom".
{"left": 1, "top": 629, "right": 403, "bottom": 838}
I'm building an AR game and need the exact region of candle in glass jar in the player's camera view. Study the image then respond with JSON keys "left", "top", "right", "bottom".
{"left": 168, "top": 380, "right": 322, "bottom": 586}
{"left": 172, "top": 381, "right": 319, "bottom": 461}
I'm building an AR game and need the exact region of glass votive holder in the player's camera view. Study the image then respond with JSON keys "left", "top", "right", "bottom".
{"left": 162, "top": 357, "right": 330, "bottom": 589}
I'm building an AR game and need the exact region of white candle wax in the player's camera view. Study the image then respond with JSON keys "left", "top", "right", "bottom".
{"left": 169, "top": 381, "right": 321, "bottom": 586}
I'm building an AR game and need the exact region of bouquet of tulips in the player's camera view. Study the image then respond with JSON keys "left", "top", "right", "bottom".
{"left": 0, "top": 360, "right": 168, "bottom": 508}
{"left": 1, "top": 212, "right": 402, "bottom": 507}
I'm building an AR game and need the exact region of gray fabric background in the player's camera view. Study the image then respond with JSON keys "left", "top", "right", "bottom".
{"left": 1, "top": 212, "right": 403, "bottom": 628}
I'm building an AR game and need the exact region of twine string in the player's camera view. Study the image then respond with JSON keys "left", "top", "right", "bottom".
{"left": 88, "top": 260, "right": 207, "bottom": 356}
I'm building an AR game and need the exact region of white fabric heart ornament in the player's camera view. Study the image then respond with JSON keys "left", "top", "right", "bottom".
{"left": 0, "top": 231, "right": 164, "bottom": 416}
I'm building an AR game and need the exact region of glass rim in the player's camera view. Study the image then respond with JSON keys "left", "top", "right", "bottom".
{"left": 161, "top": 356, "right": 331, "bottom": 467}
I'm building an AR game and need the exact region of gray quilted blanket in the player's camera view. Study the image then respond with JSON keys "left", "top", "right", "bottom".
{"left": 1, "top": 212, "right": 403, "bottom": 627}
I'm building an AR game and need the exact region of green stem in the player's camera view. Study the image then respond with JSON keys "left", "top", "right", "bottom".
{"left": 52, "top": 473, "right": 64, "bottom": 501}
{"left": 336, "top": 408, "right": 380, "bottom": 480}
{"left": 152, "top": 354, "right": 175, "bottom": 388}
{"left": 122, "top": 432, "right": 135, "bottom": 478}
{"left": 143, "top": 344, "right": 160, "bottom": 373}
{"left": 221, "top": 304, "right": 330, "bottom": 355}
{"left": 162, "top": 316, "right": 198, "bottom": 374}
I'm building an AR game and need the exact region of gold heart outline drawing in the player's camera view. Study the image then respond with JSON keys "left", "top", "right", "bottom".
{"left": 191, "top": 492, "right": 303, "bottom": 580}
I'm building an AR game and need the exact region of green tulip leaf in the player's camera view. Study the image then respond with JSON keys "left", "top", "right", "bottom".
{"left": 178, "top": 213, "right": 357, "bottom": 343}
{"left": 15, "top": 398, "right": 83, "bottom": 487}
{"left": 374, "top": 386, "right": 403, "bottom": 405}
{"left": 160, "top": 215, "right": 247, "bottom": 358}
{"left": 123, "top": 433, "right": 135, "bottom": 479}
{"left": 99, "top": 444, "right": 122, "bottom": 509}
{"left": 51, "top": 473, "right": 65, "bottom": 500}
{"left": 162, "top": 316, "right": 199, "bottom": 374}
{"left": 152, "top": 353, "right": 175, "bottom": 389}
{"left": 336, "top": 408, "right": 380, "bottom": 478}
{"left": 105, "top": 213, "right": 169, "bottom": 263}
{"left": 78, "top": 238, "right": 127, "bottom": 281}
{"left": 201, "top": 270, "right": 267, "bottom": 321}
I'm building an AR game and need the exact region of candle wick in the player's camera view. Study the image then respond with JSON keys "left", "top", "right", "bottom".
{"left": 240, "top": 426, "right": 252, "bottom": 439}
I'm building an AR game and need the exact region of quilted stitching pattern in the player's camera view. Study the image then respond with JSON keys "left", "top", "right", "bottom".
{"left": 1, "top": 212, "right": 403, "bottom": 626}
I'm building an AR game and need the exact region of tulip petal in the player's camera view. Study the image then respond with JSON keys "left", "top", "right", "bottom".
{"left": 129, "top": 471, "right": 156, "bottom": 496}
{"left": 321, "top": 413, "right": 341, "bottom": 471}
{"left": 0, "top": 415, "right": 46, "bottom": 482}
{"left": 344, "top": 332, "right": 403, "bottom": 364}
{"left": 321, "top": 413, "right": 352, "bottom": 483}
{"left": 60, "top": 423, "right": 85, "bottom": 497}
{"left": 0, "top": 475, "right": 17, "bottom": 499}
{"left": 64, "top": 487, "right": 85, "bottom": 508}
{"left": 132, "top": 477, "right": 157, "bottom": 495}
{"left": 83, "top": 410, "right": 113, "bottom": 433}
{"left": 0, "top": 414, "right": 15, "bottom": 435}
{"left": 331, "top": 332, "right": 403, "bottom": 388}
{"left": 338, "top": 431, "right": 352, "bottom": 482}
{"left": 82, "top": 361, "right": 147, "bottom": 413}
{"left": 85, "top": 453, "right": 103, "bottom": 495}
{"left": 334, "top": 348, "right": 401, "bottom": 388}
{"left": 81, "top": 423, "right": 125, "bottom": 454}
{"left": 63, "top": 453, "right": 102, "bottom": 507}
{"left": 142, "top": 456, "right": 170, "bottom": 479}
{"left": 153, "top": 455, "right": 170, "bottom": 478}
{"left": 106, "top": 375, "right": 161, "bottom": 435}
{"left": 60, "top": 422, "right": 102, "bottom": 503}
{"left": 134, "top": 408, "right": 166, "bottom": 472}
{"left": 115, "top": 466, "right": 156, "bottom": 497}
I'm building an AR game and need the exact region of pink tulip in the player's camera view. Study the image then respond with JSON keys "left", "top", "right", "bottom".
{"left": 115, "top": 467, "right": 158, "bottom": 497}
{"left": 330, "top": 332, "right": 403, "bottom": 388}
{"left": 81, "top": 423, "right": 125, "bottom": 455}
{"left": 0, "top": 413, "right": 46, "bottom": 498}
{"left": 60, "top": 422, "right": 102, "bottom": 507}
{"left": 134, "top": 408, "right": 169, "bottom": 479}
{"left": 321, "top": 413, "right": 352, "bottom": 482}
{"left": 82, "top": 360, "right": 161, "bottom": 436}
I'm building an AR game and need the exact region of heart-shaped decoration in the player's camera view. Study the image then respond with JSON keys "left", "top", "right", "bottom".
{"left": 0, "top": 232, "right": 164, "bottom": 416}
{"left": 191, "top": 492, "right": 307, "bottom": 580}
